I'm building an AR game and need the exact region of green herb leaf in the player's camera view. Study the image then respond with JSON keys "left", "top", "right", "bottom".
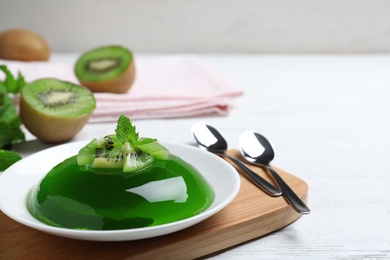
{"left": 0, "top": 84, "right": 25, "bottom": 149}
{"left": 0, "top": 65, "right": 26, "bottom": 94}
{"left": 115, "top": 114, "right": 139, "bottom": 144}
{"left": 16, "top": 71, "right": 27, "bottom": 92}
{"left": 0, "top": 66, "right": 26, "bottom": 158}
{"left": 0, "top": 149, "right": 22, "bottom": 171}
{"left": 0, "top": 119, "right": 25, "bottom": 148}
{"left": 0, "top": 65, "right": 16, "bottom": 93}
{"left": 0, "top": 65, "right": 26, "bottom": 170}
{"left": 0, "top": 84, "right": 17, "bottom": 118}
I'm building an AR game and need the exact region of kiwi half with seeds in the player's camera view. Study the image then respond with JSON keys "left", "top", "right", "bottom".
{"left": 20, "top": 78, "right": 96, "bottom": 143}
{"left": 74, "top": 45, "right": 136, "bottom": 93}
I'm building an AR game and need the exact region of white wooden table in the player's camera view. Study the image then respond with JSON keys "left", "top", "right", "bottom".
{"left": 7, "top": 54, "right": 390, "bottom": 259}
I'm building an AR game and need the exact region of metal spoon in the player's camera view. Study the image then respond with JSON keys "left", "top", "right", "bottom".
{"left": 239, "top": 130, "right": 310, "bottom": 214}
{"left": 191, "top": 122, "right": 282, "bottom": 197}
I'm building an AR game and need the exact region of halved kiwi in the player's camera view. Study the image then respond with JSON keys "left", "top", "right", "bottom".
{"left": 74, "top": 46, "right": 136, "bottom": 93}
{"left": 20, "top": 78, "right": 96, "bottom": 143}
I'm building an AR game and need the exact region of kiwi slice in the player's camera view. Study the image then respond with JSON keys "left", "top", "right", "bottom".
{"left": 74, "top": 46, "right": 136, "bottom": 93}
{"left": 77, "top": 134, "right": 132, "bottom": 170}
{"left": 20, "top": 78, "right": 96, "bottom": 143}
{"left": 77, "top": 138, "right": 155, "bottom": 173}
{"left": 122, "top": 142, "right": 154, "bottom": 172}
{"left": 77, "top": 114, "right": 169, "bottom": 173}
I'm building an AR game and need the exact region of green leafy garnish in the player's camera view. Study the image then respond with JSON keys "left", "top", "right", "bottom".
{"left": 0, "top": 65, "right": 27, "bottom": 171}
{"left": 115, "top": 114, "right": 168, "bottom": 156}
{"left": 0, "top": 150, "right": 22, "bottom": 171}
{"left": 115, "top": 114, "right": 139, "bottom": 144}
{"left": 0, "top": 65, "right": 26, "bottom": 94}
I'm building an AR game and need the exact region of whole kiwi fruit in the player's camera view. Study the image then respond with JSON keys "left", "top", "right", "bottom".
{"left": 74, "top": 45, "right": 136, "bottom": 93}
{"left": 0, "top": 29, "right": 50, "bottom": 61}
{"left": 20, "top": 78, "right": 96, "bottom": 143}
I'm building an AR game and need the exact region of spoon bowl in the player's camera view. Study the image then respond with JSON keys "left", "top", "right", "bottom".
{"left": 239, "top": 130, "right": 275, "bottom": 164}
{"left": 191, "top": 122, "right": 228, "bottom": 153}
{"left": 239, "top": 131, "right": 310, "bottom": 214}
{"left": 192, "top": 122, "right": 281, "bottom": 197}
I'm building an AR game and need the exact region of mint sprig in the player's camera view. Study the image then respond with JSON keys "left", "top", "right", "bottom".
{"left": 113, "top": 114, "right": 168, "bottom": 160}
{"left": 0, "top": 150, "right": 22, "bottom": 171}
{"left": 115, "top": 114, "right": 139, "bottom": 144}
{"left": 0, "top": 65, "right": 27, "bottom": 171}
{"left": 0, "top": 65, "right": 26, "bottom": 94}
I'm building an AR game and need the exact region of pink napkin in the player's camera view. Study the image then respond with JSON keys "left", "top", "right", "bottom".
{"left": 1, "top": 57, "right": 243, "bottom": 122}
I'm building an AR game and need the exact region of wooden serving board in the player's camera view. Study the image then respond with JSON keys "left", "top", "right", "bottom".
{"left": 0, "top": 150, "right": 309, "bottom": 259}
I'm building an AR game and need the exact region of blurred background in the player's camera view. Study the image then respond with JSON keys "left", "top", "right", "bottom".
{"left": 1, "top": 0, "right": 390, "bottom": 54}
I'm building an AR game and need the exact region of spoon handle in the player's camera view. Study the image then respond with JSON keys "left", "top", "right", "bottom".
{"left": 218, "top": 153, "right": 282, "bottom": 197}
{"left": 265, "top": 165, "right": 310, "bottom": 214}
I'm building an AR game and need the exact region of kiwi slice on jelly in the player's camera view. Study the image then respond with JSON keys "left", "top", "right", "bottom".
{"left": 74, "top": 45, "right": 136, "bottom": 93}
{"left": 20, "top": 78, "right": 96, "bottom": 143}
{"left": 77, "top": 136, "right": 168, "bottom": 173}
{"left": 77, "top": 134, "right": 129, "bottom": 170}
{"left": 77, "top": 114, "right": 169, "bottom": 173}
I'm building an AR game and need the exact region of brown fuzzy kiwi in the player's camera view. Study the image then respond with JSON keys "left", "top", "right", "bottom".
{"left": 0, "top": 29, "right": 50, "bottom": 61}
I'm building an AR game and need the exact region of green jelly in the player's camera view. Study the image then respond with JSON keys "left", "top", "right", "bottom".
{"left": 27, "top": 155, "right": 215, "bottom": 230}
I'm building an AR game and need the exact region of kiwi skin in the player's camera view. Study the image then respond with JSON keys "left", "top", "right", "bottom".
{"left": 75, "top": 46, "right": 136, "bottom": 93}
{"left": 20, "top": 79, "right": 95, "bottom": 143}
{"left": 20, "top": 99, "right": 92, "bottom": 143}
{"left": 0, "top": 29, "right": 50, "bottom": 61}
{"left": 79, "top": 60, "right": 136, "bottom": 93}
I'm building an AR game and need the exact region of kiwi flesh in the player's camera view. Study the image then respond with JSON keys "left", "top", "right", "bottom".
{"left": 77, "top": 134, "right": 124, "bottom": 169}
{"left": 77, "top": 136, "right": 154, "bottom": 173}
{"left": 20, "top": 78, "right": 96, "bottom": 143}
{"left": 77, "top": 114, "right": 170, "bottom": 173}
{"left": 74, "top": 46, "right": 136, "bottom": 93}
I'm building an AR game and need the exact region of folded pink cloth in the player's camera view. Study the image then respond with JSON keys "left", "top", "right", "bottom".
{"left": 1, "top": 57, "right": 243, "bottom": 122}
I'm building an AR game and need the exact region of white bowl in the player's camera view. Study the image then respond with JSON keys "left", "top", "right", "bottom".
{"left": 0, "top": 141, "right": 240, "bottom": 241}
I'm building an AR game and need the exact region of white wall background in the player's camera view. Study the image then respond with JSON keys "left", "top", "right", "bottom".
{"left": 1, "top": 0, "right": 390, "bottom": 53}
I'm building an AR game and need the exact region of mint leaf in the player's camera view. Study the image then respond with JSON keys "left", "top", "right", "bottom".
{"left": 0, "top": 150, "right": 22, "bottom": 171}
{"left": 0, "top": 84, "right": 25, "bottom": 149}
{"left": 0, "top": 65, "right": 16, "bottom": 93}
{"left": 16, "top": 71, "right": 27, "bottom": 93}
{"left": 0, "top": 119, "right": 25, "bottom": 148}
{"left": 0, "top": 65, "right": 26, "bottom": 94}
{"left": 115, "top": 114, "right": 139, "bottom": 144}
{"left": 0, "top": 66, "right": 26, "bottom": 155}
{"left": 0, "top": 65, "right": 26, "bottom": 170}
{"left": 0, "top": 84, "right": 17, "bottom": 118}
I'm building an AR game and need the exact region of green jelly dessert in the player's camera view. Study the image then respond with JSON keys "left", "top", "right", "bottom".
{"left": 27, "top": 114, "right": 215, "bottom": 230}
{"left": 27, "top": 155, "right": 214, "bottom": 230}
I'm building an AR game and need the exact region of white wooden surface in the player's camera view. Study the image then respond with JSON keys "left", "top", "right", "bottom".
{"left": 5, "top": 54, "right": 390, "bottom": 259}
{"left": 1, "top": 0, "right": 390, "bottom": 53}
